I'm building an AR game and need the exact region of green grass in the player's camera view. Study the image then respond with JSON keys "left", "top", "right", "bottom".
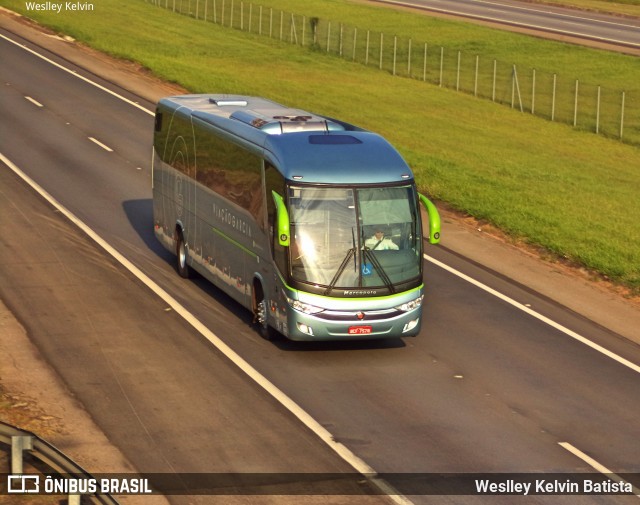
{"left": 147, "top": 0, "right": 640, "bottom": 144}
{"left": 2, "top": 0, "right": 640, "bottom": 292}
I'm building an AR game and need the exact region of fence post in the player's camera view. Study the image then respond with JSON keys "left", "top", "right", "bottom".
{"left": 230, "top": 0, "right": 233, "bottom": 28}
{"left": 474, "top": 55, "right": 479, "bottom": 97}
{"left": 353, "top": 28, "right": 357, "bottom": 60}
{"left": 366, "top": 31, "right": 370, "bottom": 65}
{"left": 379, "top": 33, "right": 384, "bottom": 70}
{"left": 456, "top": 51, "right": 461, "bottom": 91}
{"left": 439, "top": 47, "right": 444, "bottom": 87}
{"left": 512, "top": 65, "right": 523, "bottom": 112}
{"left": 340, "top": 24, "right": 344, "bottom": 56}
{"left": 408, "top": 38, "right": 412, "bottom": 77}
{"left": 492, "top": 60, "right": 496, "bottom": 101}
{"left": 620, "top": 91, "right": 625, "bottom": 139}
{"left": 423, "top": 43, "right": 427, "bottom": 82}
{"left": 551, "top": 74, "right": 557, "bottom": 121}
{"left": 393, "top": 36, "right": 397, "bottom": 76}
{"left": 291, "top": 14, "right": 298, "bottom": 44}
{"left": 596, "top": 85, "right": 601, "bottom": 134}
{"left": 531, "top": 69, "right": 536, "bottom": 115}
{"left": 573, "top": 79, "right": 579, "bottom": 127}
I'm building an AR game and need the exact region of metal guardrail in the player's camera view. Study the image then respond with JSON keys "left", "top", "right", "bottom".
{"left": 0, "top": 420, "right": 119, "bottom": 505}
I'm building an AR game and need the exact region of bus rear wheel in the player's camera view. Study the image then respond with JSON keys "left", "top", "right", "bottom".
{"left": 176, "top": 230, "right": 190, "bottom": 278}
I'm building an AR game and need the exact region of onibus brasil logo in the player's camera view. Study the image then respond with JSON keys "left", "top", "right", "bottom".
{"left": 6, "top": 474, "right": 153, "bottom": 495}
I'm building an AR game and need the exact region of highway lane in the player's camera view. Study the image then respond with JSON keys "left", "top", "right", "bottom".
{"left": 2, "top": 25, "right": 640, "bottom": 504}
{"left": 368, "top": 0, "right": 640, "bottom": 50}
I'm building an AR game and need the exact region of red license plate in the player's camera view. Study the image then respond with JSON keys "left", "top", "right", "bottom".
{"left": 348, "top": 325, "right": 373, "bottom": 335}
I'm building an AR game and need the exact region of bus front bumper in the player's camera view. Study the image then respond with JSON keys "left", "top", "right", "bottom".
{"left": 285, "top": 307, "right": 423, "bottom": 341}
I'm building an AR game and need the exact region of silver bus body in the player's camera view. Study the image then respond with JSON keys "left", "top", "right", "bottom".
{"left": 152, "top": 95, "right": 440, "bottom": 340}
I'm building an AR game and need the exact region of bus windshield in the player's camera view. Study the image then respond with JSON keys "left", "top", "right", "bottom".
{"left": 288, "top": 185, "right": 422, "bottom": 290}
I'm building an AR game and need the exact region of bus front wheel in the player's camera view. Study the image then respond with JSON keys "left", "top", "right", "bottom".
{"left": 253, "top": 282, "right": 276, "bottom": 341}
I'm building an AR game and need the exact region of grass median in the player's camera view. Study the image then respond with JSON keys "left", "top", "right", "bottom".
{"left": 3, "top": 0, "right": 639, "bottom": 292}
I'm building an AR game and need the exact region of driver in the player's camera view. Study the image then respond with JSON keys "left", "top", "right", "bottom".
{"left": 365, "top": 228, "right": 398, "bottom": 250}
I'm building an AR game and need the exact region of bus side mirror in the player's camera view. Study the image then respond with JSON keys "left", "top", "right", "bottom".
{"left": 272, "top": 191, "right": 290, "bottom": 247}
{"left": 419, "top": 194, "right": 441, "bottom": 245}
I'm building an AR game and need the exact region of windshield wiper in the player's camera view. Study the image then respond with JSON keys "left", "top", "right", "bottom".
{"left": 362, "top": 247, "right": 396, "bottom": 294}
{"left": 324, "top": 248, "right": 355, "bottom": 296}
{"left": 323, "top": 228, "right": 358, "bottom": 296}
{"left": 352, "top": 227, "right": 357, "bottom": 273}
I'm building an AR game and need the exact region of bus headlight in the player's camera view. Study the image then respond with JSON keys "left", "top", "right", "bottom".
{"left": 395, "top": 295, "right": 424, "bottom": 312}
{"left": 286, "top": 297, "right": 325, "bottom": 315}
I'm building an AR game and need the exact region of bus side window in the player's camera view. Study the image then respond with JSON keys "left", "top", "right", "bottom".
{"left": 264, "top": 163, "right": 287, "bottom": 274}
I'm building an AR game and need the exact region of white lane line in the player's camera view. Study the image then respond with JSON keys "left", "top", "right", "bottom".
{"left": 88, "top": 137, "right": 113, "bottom": 152}
{"left": 0, "top": 152, "right": 412, "bottom": 505}
{"left": 424, "top": 253, "right": 640, "bottom": 375}
{"left": 0, "top": 33, "right": 154, "bottom": 116}
{"left": 24, "top": 96, "right": 43, "bottom": 107}
{"left": 559, "top": 442, "right": 640, "bottom": 498}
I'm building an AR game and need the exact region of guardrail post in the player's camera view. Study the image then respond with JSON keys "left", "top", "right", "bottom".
{"left": 11, "top": 435, "right": 33, "bottom": 474}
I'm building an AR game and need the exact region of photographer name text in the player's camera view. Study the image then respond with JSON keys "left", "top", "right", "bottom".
{"left": 25, "top": 2, "right": 94, "bottom": 13}
{"left": 476, "top": 478, "right": 633, "bottom": 495}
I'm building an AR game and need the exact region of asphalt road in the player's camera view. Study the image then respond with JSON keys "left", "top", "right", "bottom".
{"left": 368, "top": 0, "right": 640, "bottom": 51}
{"left": 1, "top": 14, "right": 640, "bottom": 505}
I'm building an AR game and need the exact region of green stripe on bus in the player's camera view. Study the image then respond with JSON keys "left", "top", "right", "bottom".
{"left": 211, "top": 227, "right": 258, "bottom": 259}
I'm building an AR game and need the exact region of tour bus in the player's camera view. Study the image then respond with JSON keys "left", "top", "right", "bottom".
{"left": 152, "top": 95, "right": 440, "bottom": 340}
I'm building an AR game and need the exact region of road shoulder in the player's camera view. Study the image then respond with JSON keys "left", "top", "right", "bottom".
{"left": 0, "top": 297, "right": 170, "bottom": 505}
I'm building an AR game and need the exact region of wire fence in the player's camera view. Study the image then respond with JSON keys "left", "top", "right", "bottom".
{"left": 146, "top": 0, "right": 640, "bottom": 146}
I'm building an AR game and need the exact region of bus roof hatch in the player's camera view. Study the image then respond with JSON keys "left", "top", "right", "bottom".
{"left": 230, "top": 109, "right": 345, "bottom": 135}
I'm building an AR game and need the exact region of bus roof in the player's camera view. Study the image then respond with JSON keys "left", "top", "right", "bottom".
{"left": 158, "top": 94, "right": 415, "bottom": 185}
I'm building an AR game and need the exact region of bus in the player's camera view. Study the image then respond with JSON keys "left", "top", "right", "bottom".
{"left": 152, "top": 95, "right": 440, "bottom": 340}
